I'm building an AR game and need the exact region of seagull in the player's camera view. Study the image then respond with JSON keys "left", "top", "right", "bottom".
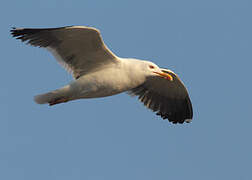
{"left": 11, "top": 26, "right": 193, "bottom": 124}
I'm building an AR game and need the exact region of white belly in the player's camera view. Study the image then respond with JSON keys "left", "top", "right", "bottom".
{"left": 71, "top": 67, "right": 144, "bottom": 99}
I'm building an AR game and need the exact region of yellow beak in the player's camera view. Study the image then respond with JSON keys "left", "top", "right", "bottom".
{"left": 153, "top": 71, "right": 173, "bottom": 81}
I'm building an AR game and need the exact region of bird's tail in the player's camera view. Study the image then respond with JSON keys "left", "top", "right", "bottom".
{"left": 34, "top": 86, "right": 71, "bottom": 106}
{"left": 34, "top": 92, "right": 57, "bottom": 104}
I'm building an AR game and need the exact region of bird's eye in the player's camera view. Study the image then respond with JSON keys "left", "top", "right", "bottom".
{"left": 149, "top": 65, "right": 155, "bottom": 69}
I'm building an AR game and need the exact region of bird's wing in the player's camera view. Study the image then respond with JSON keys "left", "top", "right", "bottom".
{"left": 129, "top": 69, "right": 193, "bottom": 124}
{"left": 11, "top": 26, "right": 118, "bottom": 79}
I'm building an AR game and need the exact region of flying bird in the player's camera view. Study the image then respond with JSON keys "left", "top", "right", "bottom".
{"left": 11, "top": 26, "right": 193, "bottom": 124}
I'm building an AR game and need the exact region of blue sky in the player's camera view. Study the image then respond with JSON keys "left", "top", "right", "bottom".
{"left": 1, "top": 0, "right": 252, "bottom": 179}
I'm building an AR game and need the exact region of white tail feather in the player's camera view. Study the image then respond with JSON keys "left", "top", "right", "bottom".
{"left": 34, "top": 85, "right": 71, "bottom": 104}
{"left": 34, "top": 92, "right": 58, "bottom": 104}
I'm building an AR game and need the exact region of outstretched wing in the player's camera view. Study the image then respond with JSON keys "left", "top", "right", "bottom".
{"left": 11, "top": 26, "right": 118, "bottom": 79}
{"left": 129, "top": 69, "right": 193, "bottom": 124}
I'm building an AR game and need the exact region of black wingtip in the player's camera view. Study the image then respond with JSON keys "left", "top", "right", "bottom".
{"left": 10, "top": 27, "right": 23, "bottom": 38}
{"left": 156, "top": 95, "right": 193, "bottom": 124}
{"left": 10, "top": 27, "right": 16, "bottom": 36}
{"left": 10, "top": 27, "right": 16, "bottom": 31}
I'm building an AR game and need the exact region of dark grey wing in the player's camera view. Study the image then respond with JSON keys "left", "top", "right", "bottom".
{"left": 129, "top": 69, "right": 193, "bottom": 124}
{"left": 11, "top": 26, "right": 118, "bottom": 79}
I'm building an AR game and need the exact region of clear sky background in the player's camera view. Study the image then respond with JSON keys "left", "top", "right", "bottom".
{"left": 1, "top": 0, "right": 252, "bottom": 180}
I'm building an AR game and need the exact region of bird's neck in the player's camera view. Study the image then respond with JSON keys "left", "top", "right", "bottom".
{"left": 119, "top": 58, "right": 147, "bottom": 89}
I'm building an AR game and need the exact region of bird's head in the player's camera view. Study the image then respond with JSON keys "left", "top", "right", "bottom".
{"left": 144, "top": 61, "right": 173, "bottom": 81}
